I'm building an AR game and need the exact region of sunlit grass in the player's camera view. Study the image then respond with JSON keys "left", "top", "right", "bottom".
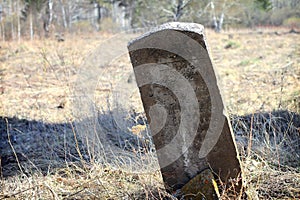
{"left": 0, "top": 28, "right": 299, "bottom": 199}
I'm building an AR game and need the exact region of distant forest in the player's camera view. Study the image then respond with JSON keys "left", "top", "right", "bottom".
{"left": 0, "top": 0, "right": 299, "bottom": 40}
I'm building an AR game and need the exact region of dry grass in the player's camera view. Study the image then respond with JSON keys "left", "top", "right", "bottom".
{"left": 0, "top": 28, "right": 300, "bottom": 199}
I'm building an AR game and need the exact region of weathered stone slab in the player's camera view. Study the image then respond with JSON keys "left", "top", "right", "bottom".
{"left": 128, "top": 22, "right": 242, "bottom": 197}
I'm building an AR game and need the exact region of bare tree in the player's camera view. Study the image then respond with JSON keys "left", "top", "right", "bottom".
{"left": 209, "top": 0, "right": 238, "bottom": 32}
{"left": 161, "top": 0, "right": 192, "bottom": 21}
{"left": 111, "top": 0, "right": 132, "bottom": 30}
{"left": 44, "top": 0, "right": 53, "bottom": 36}
{"left": 0, "top": 4, "right": 2, "bottom": 22}
{"left": 173, "top": 0, "right": 192, "bottom": 21}
{"left": 59, "top": 0, "right": 68, "bottom": 29}
{"left": 17, "top": 0, "right": 21, "bottom": 42}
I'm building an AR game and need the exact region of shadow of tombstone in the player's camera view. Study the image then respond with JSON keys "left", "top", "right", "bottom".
{"left": 128, "top": 22, "right": 242, "bottom": 199}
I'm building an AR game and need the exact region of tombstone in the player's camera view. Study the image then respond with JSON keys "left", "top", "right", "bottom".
{"left": 128, "top": 22, "right": 242, "bottom": 199}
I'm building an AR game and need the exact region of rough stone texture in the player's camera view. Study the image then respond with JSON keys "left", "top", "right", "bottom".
{"left": 181, "top": 169, "right": 220, "bottom": 200}
{"left": 128, "top": 22, "right": 242, "bottom": 197}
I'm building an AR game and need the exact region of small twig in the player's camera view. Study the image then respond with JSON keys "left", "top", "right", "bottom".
{"left": 0, "top": 185, "right": 40, "bottom": 199}
{"left": 43, "top": 182, "right": 59, "bottom": 200}
{"left": 5, "top": 118, "right": 24, "bottom": 174}
{"left": 69, "top": 121, "right": 84, "bottom": 162}
{"left": 65, "top": 188, "right": 86, "bottom": 199}
{"left": 247, "top": 113, "right": 254, "bottom": 157}
{"left": 269, "top": 113, "right": 281, "bottom": 170}
{"left": 0, "top": 158, "right": 3, "bottom": 188}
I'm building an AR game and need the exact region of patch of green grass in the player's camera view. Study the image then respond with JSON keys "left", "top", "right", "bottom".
{"left": 238, "top": 58, "right": 261, "bottom": 67}
{"left": 224, "top": 40, "right": 240, "bottom": 49}
{"left": 239, "top": 59, "right": 252, "bottom": 66}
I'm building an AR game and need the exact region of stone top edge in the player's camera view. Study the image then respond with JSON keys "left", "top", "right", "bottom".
{"left": 128, "top": 22, "right": 205, "bottom": 47}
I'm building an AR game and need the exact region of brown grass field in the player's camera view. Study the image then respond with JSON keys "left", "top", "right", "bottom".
{"left": 0, "top": 28, "right": 300, "bottom": 199}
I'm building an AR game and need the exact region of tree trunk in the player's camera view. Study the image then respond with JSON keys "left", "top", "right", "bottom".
{"left": 210, "top": 0, "right": 226, "bottom": 33}
{"left": 1, "top": 22, "right": 4, "bottom": 42}
{"left": 17, "top": 0, "right": 21, "bottom": 42}
{"left": 211, "top": 1, "right": 218, "bottom": 30}
{"left": 11, "top": 19, "right": 15, "bottom": 40}
{"left": 44, "top": 0, "right": 53, "bottom": 37}
{"left": 30, "top": 9, "right": 33, "bottom": 40}
{"left": 68, "top": 1, "right": 72, "bottom": 29}
{"left": 216, "top": 12, "right": 224, "bottom": 32}
{"left": 174, "top": 0, "right": 183, "bottom": 21}
{"left": 49, "top": 0, "right": 53, "bottom": 24}
{"left": 0, "top": 4, "right": 3, "bottom": 22}
{"left": 112, "top": 1, "right": 131, "bottom": 31}
{"left": 173, "top": 0, "right": 191, "bottom": 21}
{"left": 59, "top": 0, "right": 68, "bottom": 29}
{"left": 0, "top": 3, "right": 4, "bottom": 41}
{"left": 93, "top": 2, "right": 100, "bottom": 31}
{"left": 9, "top": 0, "right": 15, "bottom": 40}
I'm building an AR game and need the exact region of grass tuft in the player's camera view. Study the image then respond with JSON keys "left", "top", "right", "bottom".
{"left": 1, "top": 29, "right": 300, "bottom": 199}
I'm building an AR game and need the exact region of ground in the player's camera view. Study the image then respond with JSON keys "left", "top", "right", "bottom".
{"left": 0, "top": 28, "right": 299, "bottom": 199}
